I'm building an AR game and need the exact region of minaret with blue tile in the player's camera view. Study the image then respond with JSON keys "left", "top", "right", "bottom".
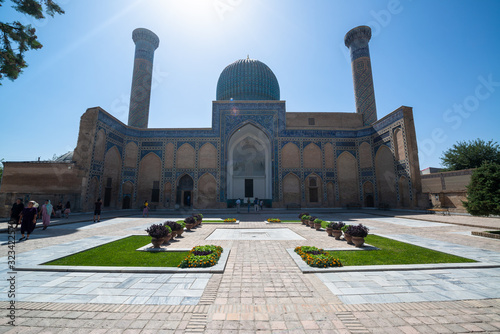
{"left": 345, "top": 25, "right": 377, "bottom": 126}
{"left": 128, "top": 28, "right": 159, "bottom": 128}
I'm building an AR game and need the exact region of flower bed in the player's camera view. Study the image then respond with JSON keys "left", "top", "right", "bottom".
{"left": 178, "top": 245, "right": 223, "bottom": 268}
{"left": 224, "top": 218, "right": 237, "bottom": 222}
{"left": 267, "top": 218, "right": 281, "bottom": 223}
{"left": 294, "top": 246, "right": 342, "bottom": 268}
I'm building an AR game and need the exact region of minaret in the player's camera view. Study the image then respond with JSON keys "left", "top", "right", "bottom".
{"left": 344, "top": 26, "right": 377, "bottom": 126}
{"left": 128, "top": 28, "right": 160, "bottom": 128}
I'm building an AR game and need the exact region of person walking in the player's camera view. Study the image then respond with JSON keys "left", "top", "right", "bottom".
{"left": 254, "top": 198, "right": 259, "bottom": 211}
{"left": 39, "top": 200, "right": 55, "bottom": 230}
{"left": 55, "top": 202, "right": 63, "bottom": 218}
{"left": 93, "top": 198, "right": 103, "bottom": 222}
{"left": 259, "top": 200, "right": 263, "bottom": 211}
{"left": 236, "top": 198, "right": 241, "bottom": 213}
{"left": 9, "top": 198, "right": 24, "bottom": 229}
{"left": 18, "top": 201, "right": 38, "bottom": 241}
{"left": 143, "top": 200, "right": 149, "bottom": 217}
{"left": 64, "top": 201, "right": 71, "bottom": 218}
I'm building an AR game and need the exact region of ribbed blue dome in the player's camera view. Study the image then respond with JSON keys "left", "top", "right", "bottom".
{"left": 216, "top": 58, "right": 280, "bottom": 101}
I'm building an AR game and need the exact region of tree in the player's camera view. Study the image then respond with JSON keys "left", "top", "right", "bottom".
{"left": 463, "top": 162, "right": 500, "bottom": 216}
{"left": 440, "top": 139, "right": 500, "bottom": 171}
{"left": 0, "top": 0, "right": 64, "bottom": 85}
{"left": 0, "top": 159, "right": 4, "bottom": 183}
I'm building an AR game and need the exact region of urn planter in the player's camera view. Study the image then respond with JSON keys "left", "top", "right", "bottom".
{"left": 352, "top": 236, "right": 365, "bottom": 247}
{"left": 344, "top": 233, "right": 353, "bottom": 244}
{"left": 162, "top": 233, "right": 173, "bottom": 245}
{"left": 151, "top": 237, "right": 165, "bottom": 248}
{"left": 332, "top": 230, "right": 342, "bottom": 240}
{"left": 314, "top": 222, "right": 322, "bottom": 230}
{"left": 326, "top": 228, "right": 333, "bottom": 236}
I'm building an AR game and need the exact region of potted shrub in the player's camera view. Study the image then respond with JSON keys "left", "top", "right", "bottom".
{"left": 164, "top": 221, "right": 182, "bottom": 238}
{"left": 299, "top": 212, "right": 309, "bottom": 225}
{"left": 146, "top": 223, "right": 170, "bottom": 248}
{"left": 326, "top": 221, "right": 345, "bottom": 239}
{"left": 345, "top": 224, "right": 369, "bottom": 247}
{"left": 313, "top": 218, "right": 323, "bottom": 230}
{"left": 342, "top": 224, "right": 353, "bottom": 244}
{"left": 301, "top": 215, "right": 311, "bottom": 226}
{"left": 185, "top": 216, "right": 196, "bottom": 231}
{"left": 309, "top": 216, "right": 317, "bottom": 228}
{"left": 193, "top": 213, "right": 203, "bottom": 227}
{"left": 176, "top": 221, "right": 186, "bottom": 237}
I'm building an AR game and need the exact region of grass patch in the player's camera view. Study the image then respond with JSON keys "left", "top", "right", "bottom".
{"left": 175, "top": 219, "right": 235, "bottom": 223}
{"left": 44, "top": 236, "right": 188, "bottom": 267}
{"left": 326, "top": 235, "right": 477, "bottom": 266}
{"left": 487, "top": 231, "right": 500, "bottom": 235}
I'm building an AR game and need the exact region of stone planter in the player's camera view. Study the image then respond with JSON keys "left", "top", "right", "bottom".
{"left": 151, "top": 237, "right": 165, "bottom": 248}
{"left": 186, "top": 223, "right": 194, "bottom": 231}
{"left": 332, "top": 230, "right": 342, "bottom": 240}
{"left": 301, "top": 219, "right": 307, "bottom": 225}
{"left": 351, "top": 236, "right": 365, "bottom": 247}
{"left": 176, "top": 229, "right": 184, "bottom": 237}
{"left": 162, "top": 233, "right": 172, "bottom": 245}
{"left": 326, "top": 228, "right": 333, "bottom": 236}
{"left": 309, "top": 221, "right": 315, "bottom": 228}
{"left": 314, "top": 222, "right": 322, "bottom": 230}
{"left": 344, "top": 233, "right": 353, "bottom": 244}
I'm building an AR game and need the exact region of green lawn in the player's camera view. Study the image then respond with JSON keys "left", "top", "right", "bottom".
{"left": 278, "top": 220, "right": 302, "bottom": 223}
{"left": 327, "top": 235, "right": 477, "bottom": 266}
{"left": 44, "top": 236, "right": 189, "bottom": 267}
{"left": 175, "top": 219, "right": 235, "bottom": 223}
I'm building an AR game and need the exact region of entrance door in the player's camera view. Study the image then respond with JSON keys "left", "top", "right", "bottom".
{"left": 183, "top": 191, "right": 191, "bottom": 207}
{"left": 122, "top": 195, "right": 131, "bottom": 209}
{"left": 176, "top": 175, "right": 194, "bottom": 207}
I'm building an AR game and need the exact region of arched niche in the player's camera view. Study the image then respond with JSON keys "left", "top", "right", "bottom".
{"left": 375, "top": 145, "right": 397, "bottom": 208}
{"left": 282, "top": 173, "right": 301, "bottom": 205}
{"left": 137, "top": 152, "right": 161, "bottom": 204}
{"left": 281, "top": 142, "right": 300, "bottom": 169}
{"left": 197, "top": 173, "right": 217, "bottom": 208}
{"left": 199, "top": 143, "right": 218, "bottom": 169}
{"left": 394, "top": 128, "right": 406, "bottom": 161}
{"left": 124, "top": 142, "right": 138, "bottom": 168}
{"left": 359, "top": 142, "right": 373, "bottom": 169}
{"left": 227, "top": 123, "right": 271, "bottom": 200}
{"left": 94, "top": 129, "right": 106, "bottom": 162}
{"left": 103, "top": 146, "right": 122, "bottom": 208}
{"left": 303, "top": 143, "right": 322, "bottom": 169}
{"left": 176, "top": 143, "right": 195, "bottom": 169}
{"left": 176, "top": 174, "right": 194, "bottom": 207}
{"left": 337, "top": 151, "right": 360, "bottom": 206}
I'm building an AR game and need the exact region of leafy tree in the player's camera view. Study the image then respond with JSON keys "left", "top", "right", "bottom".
{"left": 440, "top": 139, "right": 500, "bottom": 171}
{"left": 463, "top": 162, "right": 500, "bottom": 216}
{"left": 0, "top": 0, "right": 64, "bottom": 85}
{"left": 0, "top": 158, "right": 4, "bottom": 183}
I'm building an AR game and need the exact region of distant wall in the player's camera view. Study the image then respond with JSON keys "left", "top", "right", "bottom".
{"left": 421, "top": 168, "right": 474, "bottom": 212}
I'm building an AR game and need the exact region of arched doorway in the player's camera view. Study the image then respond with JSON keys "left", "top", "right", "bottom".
{"left": 176, "top": 175, "right": 194, "bottom": 208}
{"left": 227, "top": 124, "right": 272, "bottom": 201}
{"left": 122, "top": 195, "right": 131, "bottom": 209}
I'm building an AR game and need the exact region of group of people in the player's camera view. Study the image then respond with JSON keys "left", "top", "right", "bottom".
{"left": 235, "top": 198, "right": 264, "bottom": 213}
{"left": 9, "top": 198, "right": 72, "bottom": 242}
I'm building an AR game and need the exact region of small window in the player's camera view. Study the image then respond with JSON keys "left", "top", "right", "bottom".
{"left": 308, "top": 118, "right": 315, "bottom": 125}
{"left": 309, "top": 177, "right": 317, "bottom": 187}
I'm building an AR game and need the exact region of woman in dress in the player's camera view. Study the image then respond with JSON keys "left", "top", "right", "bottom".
{"left": 143, "top": 200, "right": 149, "bottom": 217}
{"left": 64, "top": 201, "right": 71, "bottom": 218}
{"left": 19, "top": 201, "right": 38, "bottom": 241}
{"left": 40, "top": 200, "right": 55, "bottom": 230}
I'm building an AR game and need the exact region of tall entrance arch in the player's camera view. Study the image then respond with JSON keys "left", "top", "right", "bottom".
{"left": 227, "top": 124, "right": 272, "bottom": 201}
{"left": 176, "top": 174, "right": 193, "bottom": 208}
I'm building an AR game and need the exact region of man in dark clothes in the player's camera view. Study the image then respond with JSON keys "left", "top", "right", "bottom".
{"left": 93, "top": 198, "right": 102, "bottom": 222}
{"left": 19, "top": 201, "right": 37, "bottom": 241}
{"left": 10, "top": 198, "right": 24, "bottom": 229}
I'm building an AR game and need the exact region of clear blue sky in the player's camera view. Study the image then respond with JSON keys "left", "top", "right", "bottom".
{"left": 1, "top": 0, "right": 500, "bottom": 169}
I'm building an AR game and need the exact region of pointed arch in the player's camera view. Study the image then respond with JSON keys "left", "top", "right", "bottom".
{"left": 282, "top": 173, "right": 301, "bottom": 205}
{"left": 176, "top": 143, "right": 195, "bottom": 169}
{"left": 103, "top": 146, "right": 122, "bottom": 208}
{"left": 94, "top": 129, "right": 106, "bottom": 162}
{"left": 306, "top": 173, "right": 322, "bottom": 206}
{"left": 399, "top": 175, "right": 410, "bottom": 207}
{"left": 303, "top": 143, "right": 322, "bottom": 169}
{"left": 359, "top": 142, "right": 373, "bottom": 169}
{"left": 375, "top": 145, "right": 397, "bottom": 208}
{"left": 197, "top": 173, "right": 217, "bottom": 208}
{"left": 199, "top": 143, "right": 218, "bottom": 169}
{"left": 124, "top": 142, "right": 138, "bottom": 168}
{"left": 281, "top": 142, "right": 300, "bottom": 168}
{"left": 137, "top": 152, "right": 161, "bottom": 204}
{"left": 363, "top": 181, "right": 375, "bottom": 207}
{"left": 394, "top": 128, "right": 406, "bottom": 161}
{"left": 337, "top": 151, "right": 360, "bottom": 206}
{"left": 176, "top": 174, "right": 194, "bottom": 207}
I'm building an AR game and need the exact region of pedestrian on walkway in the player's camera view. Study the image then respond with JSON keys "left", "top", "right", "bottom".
{"left": 259, "top": 200, "right": 263, "bottom": 211}
{"left": 39, "top": 200, "right": 55, "bottom": 230}
{"left": 55, "top": 202, "right": 63, "bottom": 218}
{"left": 254, "top": 198, "right": 259, "bottom": 211}
{"left": 93, "top": 198, "right": 103, "bottom": 222}
{"left": 64, "top": 201, "right": 71, "bottom": 218}
{"left": 9, "top": 198, "right": 24, "bottom": 229}
{"left": 19, "top": 201, "right": 38, "bottom": 241}
{"left": 143, "top": 200, "right": 149, "bottom": 217}
{"left": 236, "top": 198, "right": 241, "bottom": 213}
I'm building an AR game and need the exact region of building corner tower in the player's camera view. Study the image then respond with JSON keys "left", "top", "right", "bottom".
{"left": 344, "top": 26, "right": 377, "bottom": 126}
{"left": 128, "top": 28, "right": 160, "bottom": 128}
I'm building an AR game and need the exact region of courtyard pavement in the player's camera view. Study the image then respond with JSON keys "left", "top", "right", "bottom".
{"left": 1, "top": 209, "right": 500, "bottom": 333}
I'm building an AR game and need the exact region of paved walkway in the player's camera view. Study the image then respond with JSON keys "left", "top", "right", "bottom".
{"left": 1, "top": 211, "right": 500, "bottom": 333}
